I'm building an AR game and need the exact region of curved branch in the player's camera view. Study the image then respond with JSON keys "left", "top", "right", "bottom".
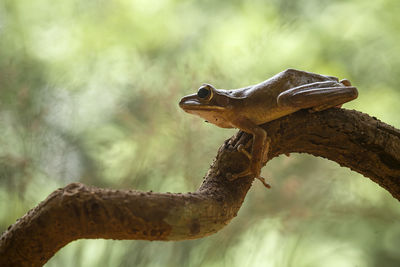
{"left": 1, "top": 109, "right": 399, "bottom": 266}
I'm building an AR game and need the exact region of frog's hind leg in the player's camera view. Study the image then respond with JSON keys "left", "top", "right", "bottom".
{"left": 277, "top": 80, "right": 358, "bottom": 112}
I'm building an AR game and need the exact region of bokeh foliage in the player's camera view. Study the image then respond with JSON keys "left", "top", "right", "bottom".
{"left": 1, "top": 0, "right": 400, "bottom": 266}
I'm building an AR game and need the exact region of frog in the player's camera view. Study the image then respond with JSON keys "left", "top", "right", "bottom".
{"left": 179, "top": 69, "right": 358, "bottom": 188}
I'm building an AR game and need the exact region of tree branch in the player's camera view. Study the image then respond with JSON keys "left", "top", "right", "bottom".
{"left": 1, "top": 109, "right": 399, "bottom": 266}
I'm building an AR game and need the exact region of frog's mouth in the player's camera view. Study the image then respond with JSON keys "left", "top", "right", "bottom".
{"left": 179, "top": 96, "right": 224, "bottom": 111}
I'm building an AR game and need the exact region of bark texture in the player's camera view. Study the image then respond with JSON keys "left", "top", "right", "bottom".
{"left": 1, "top": 109, "right": 399, "bottom": 266}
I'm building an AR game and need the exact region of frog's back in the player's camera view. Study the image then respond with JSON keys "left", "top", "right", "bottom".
{"left": 225, "top": 69, "right": 341, "bottom": 125}
{"left": 229, "top": 85, "right": 299, "bottom": 125}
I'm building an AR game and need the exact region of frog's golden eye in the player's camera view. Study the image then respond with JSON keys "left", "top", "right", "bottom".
{"left": 197, "top": 85, "right": 213, "bottom": 100}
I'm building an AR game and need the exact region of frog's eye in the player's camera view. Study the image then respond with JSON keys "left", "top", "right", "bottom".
{"left": 197, "top": 85, "right": 213, "bottom": 100}
{"left": 197, "top": 87, "right": 209, "bottom": 98}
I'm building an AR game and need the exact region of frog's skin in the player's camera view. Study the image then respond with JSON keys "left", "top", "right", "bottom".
{"left": 179, "top": 69, "right": 358, "bottom": 187}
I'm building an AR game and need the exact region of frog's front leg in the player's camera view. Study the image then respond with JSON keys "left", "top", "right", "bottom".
{"left": 228, "top": 118, "right": 271, "bottom": 188}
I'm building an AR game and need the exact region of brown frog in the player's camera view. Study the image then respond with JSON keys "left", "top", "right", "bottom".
{"left": 179, "top": 69, "right": 358, "bottom": 187}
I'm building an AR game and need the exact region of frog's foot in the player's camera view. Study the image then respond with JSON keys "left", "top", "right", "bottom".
{"left": 226, "top": 143, "right": 255, "bottom": 180}
{"left": 227, "top": 144, "right": 271, "bottom": 188}
{"left": 236, "top": 137, "right": 270, "bottom": 162}
{"left": 226, "top": 168, "right": 252, "bottom": 181}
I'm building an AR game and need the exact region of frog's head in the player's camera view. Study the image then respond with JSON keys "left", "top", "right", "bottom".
{"left": 179, "top": 84, "right": 232, "bottom": 127}
{"left": 179, "top": 84, "right": 228, "bottom": 112}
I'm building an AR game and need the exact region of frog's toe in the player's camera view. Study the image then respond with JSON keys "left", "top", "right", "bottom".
{"left": 256, "top": 176, "right": 271, "bottom": 188}
{"left": 237, "top": 144, "right": 252, "bottom": 160}
{"left": 340, "top": 79, "right": 352, "bottom": 86}
{"left": 226, "top": 169, "right": 252, "bottom": 181}
{"left": 227, "top": 170, "right": 271, "bottom": 189}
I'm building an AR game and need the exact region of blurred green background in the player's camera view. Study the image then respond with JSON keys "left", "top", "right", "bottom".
{"left": 1, "top": 0, "right": 400, "bottom": 266}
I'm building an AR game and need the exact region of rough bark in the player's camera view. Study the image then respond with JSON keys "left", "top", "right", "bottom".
{"left": 1, "top": 109, "right": 399, "bottom": 266}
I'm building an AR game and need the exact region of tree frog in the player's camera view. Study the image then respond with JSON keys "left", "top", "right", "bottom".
{"left": 179, "top": 69, "right": 358, "bottom": 187}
